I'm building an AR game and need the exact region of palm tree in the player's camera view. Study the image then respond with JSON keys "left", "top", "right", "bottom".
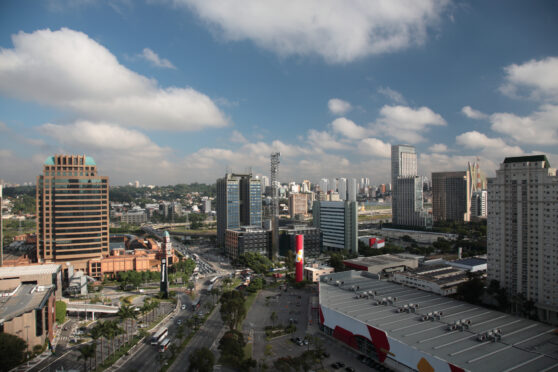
{"left": 117, "top": 304, "right": 136, "bottom": 344}
{"left": 89, "top": 325, "right": 103, "bottom": 369}
{"left": 78, "top": 343, "right": 96, "bottom": 372}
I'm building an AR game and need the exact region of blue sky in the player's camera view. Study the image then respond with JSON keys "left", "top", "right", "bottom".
{"left": 1, "top": 0, "right": 557, "bottom": 185}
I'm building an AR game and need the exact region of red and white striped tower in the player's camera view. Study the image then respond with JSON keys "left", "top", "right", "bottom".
{"left": 295, "top": 234, "right": 304, "bottom": 282}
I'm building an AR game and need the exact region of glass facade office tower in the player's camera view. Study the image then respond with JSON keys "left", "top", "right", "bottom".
{"left": 36, "top": 155, "right": 109, "bottom": 271}
{"left": 216, "top": 173, "right": 262, "bottom": 249}
{"left": 487, "top": 155, "right": 558, "bottom": 324}
{"left": 432, "top": 171, "right": 471, "bottom": 222}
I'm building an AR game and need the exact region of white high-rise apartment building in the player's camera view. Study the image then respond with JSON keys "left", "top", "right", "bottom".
{"left": 338, "top": 178, "right": 347, "bottom": 200}
{"left": 347, "top": 178, "right": 357, "bottom": 202}
{"left": 487, "top": 155, "right": 558, "bottom": 324}
{"left": 391, "top": 145, "right": 431, "bottom": 228}
{"left": 471, "top": 190, "right": 487, "bottom": 218}
{"left": 319, "top": 178, "right": 329, "bottom": 193}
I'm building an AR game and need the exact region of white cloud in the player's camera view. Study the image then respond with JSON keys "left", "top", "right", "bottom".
{"left": 461, "top": 105, "right": 488, "bottom": 120}
{"left": 139, "top": 48, "right": 176, "bottom": 69}
{"left": 373, "top": 105, "right": 446, "bottom": 143}
{"left": 330, "top": 117, "right": 368, "bottom": 139}
{"left": 40, "top": 121, "right": 166, "bottom": 153}
{"left": 456, "top": 131, "right": 524, "bottom": 158}
{"left": 429, "top": 143, "right": 448, "bottom": 153}
{"left": 177, "top": 0, "right": 449, "bottom": 63}
{"left": 230, "top": 130, "right": 248, "bottom": 144}
{"left": 500, "top": 56, "right": 558, "bottom": 101}
{"left": 306, "top": 129, "right": 348, "bottom": 151}
{"left": 489, "top": 104, "right": 558, "bottom": 145}
{"left": 328, "top": 99, "right": 352, "bottom": 115}
{"left": 357, "top": 138, "right": 391, "bottom": 158}
{"left": 377, "top": 87, "right": 406, "bottom": 104}
{"left": 0, "top": 28, "right": 227, "bottom": 131}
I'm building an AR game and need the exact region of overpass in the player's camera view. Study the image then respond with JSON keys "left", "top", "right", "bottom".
{"left": 66, "top": 303, "right": 119, "bottom": 320}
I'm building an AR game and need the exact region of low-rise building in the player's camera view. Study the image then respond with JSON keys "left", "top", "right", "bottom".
{"left": 225, "top": 226, "right": 271, "bottom": 260}
{"left": 318, "top": 271, "right": 558, "bottom": 372}
{"left": 304, "top": 264, "right": 334, "bottom": 282}
{"left": 343, "top": 254, "right": 419, "bottom": 276}
{"left": 391, "top": 264, "right": 470, "bottom": 296}
{"left": 120, "top": 208, "right": 147, "bottom": 224}
{"left": 446, "top": 257, "right": 487, "bottom": 272}
{"left": 279, "top": 225, "right": 321, "bottom": 258}
{"left": 0, "top": 264, "right": 62, "bottom": 299}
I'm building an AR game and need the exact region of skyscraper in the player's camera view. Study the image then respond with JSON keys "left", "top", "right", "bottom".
{"left": 391, "top": 145, "right": 431, "bottom": 228}
{"left": 36, "top": 155, "right": 109, "bottom": 271}
{"left": 216, "top": 173, "right": 262, "bottom": 249}
{"left": 487, "top": 155, "right": 558, "bottom": 324}
{"left": 313, "top": 200, "right": 358, "bottom": 254}
{"left": 471, "top": 190, "right": 487, "bottom": 218}
{"left": 347, "top": 178, "right": 357, "bottom": 202}
{"left": 338, "top": 178, "right": 347, "bottom": 200}
{"left": 432, "top": 171, "right": 471, "bottom": 222}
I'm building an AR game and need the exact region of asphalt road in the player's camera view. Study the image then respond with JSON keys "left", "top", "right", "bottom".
{"left": 166, "top": 302, "right": 225, "bottom": 372}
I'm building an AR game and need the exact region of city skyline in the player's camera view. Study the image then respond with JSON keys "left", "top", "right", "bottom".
{"left": 1, "top": 1, "right": 558, "bottom": 185}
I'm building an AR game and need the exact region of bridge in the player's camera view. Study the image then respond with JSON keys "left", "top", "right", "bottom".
{"left": 66, "top": 303, "right": 119, "bottom": 320}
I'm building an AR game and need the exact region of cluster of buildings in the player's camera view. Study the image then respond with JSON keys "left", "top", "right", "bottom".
{"left": 3, "top": 155, "right": 179, "bottom": 282}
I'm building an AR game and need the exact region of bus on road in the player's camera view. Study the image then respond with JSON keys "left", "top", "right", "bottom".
{"left": 150, "top": 327, "right": 168, "bottom": 346}
{"left": 158, "top": 338, "right": 170, "bottom": 352}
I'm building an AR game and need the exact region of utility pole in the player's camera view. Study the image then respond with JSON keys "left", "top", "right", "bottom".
{"left": 270, "top": 153, "right": 280, "bottom": 260}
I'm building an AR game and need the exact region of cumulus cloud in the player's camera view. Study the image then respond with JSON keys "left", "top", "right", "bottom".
{"left": 177, "top": 0, "right": 450, "bottom": 63}
{"left": 499, "top": 56, "right": 558, "bottom": 101}
{"left": 461, "top": 105, "right": 488, "bottom": 120}
{"left": 40, "top": 121, "right": 167, "bottom": 153}
{"left": 330, "top": 117, "right": 368, "bottom": 139}
{"left": 139, "top": 48, "right": 176, "bottom": 69}
{"left": 357, "top": 138, "right": 391, "bottom": 158}
{"left": 489, "top": 104, "right": 558, "bottom": 145}
{"left": 377, "top": 87, "right": 406, "bottom": 104}
{"left": 306, "top": 129, "right": 348, "bottom": 150}
{"left": 328, "top": 99, "right": 352, "bottom": 115}
{"left": 373, "top": 105, "right": 446, "bottom": 143}
{"left": 230, "top": 130, "right": 248, "bottom": 143}
{"left": 456, "top": 131, "right": 524, "bottom": 158}
{"left": 0, "top": 28, "right": 227, "bottom": 131}
{"left": 429, "top": 143, "right": 448, "bottom": 153}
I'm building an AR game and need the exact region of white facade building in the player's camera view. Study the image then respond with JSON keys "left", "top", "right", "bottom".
{"left": 471, "top": 190, "right": 487, "bottom": 218}
{"left": 487, "top": 155, "right": 558, "bottom": 324}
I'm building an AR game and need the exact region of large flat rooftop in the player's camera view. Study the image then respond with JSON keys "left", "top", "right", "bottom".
{"left": 0, "top": 284, "right": 53, "bottom": 322}
{"left": 0, "top": 264, "right": 61, "bottom": 278}
{"left": 319, "top": 271, "right": 558, "bottom": 372}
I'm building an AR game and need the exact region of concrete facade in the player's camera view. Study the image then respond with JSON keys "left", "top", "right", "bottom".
{"left": 312, "top": 200, "right": 358, "bottom": 254}
{"left": 432, "top": 171, "right": 471, "bottom": 222}
{"left": 487, "top": 155, "right": 558, "bottom": 324}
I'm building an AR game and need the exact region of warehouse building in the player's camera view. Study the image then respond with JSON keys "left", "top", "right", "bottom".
{"left": 318, "top": 271, "right": 558, "bottom": 372}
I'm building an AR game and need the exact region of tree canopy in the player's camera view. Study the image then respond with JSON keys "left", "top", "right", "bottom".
{"left": 0, "top": 333, "right": 27, "bottom": 372}
{"left": 219, "top": 290, "right": 246, "bottom": 330}
{"left": 188, "top": 347, "right": 215, "bottom": 372}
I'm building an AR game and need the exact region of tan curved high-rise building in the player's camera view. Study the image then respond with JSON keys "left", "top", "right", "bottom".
{"left": 36, "top": 154, "right": 109, "bottom": 273}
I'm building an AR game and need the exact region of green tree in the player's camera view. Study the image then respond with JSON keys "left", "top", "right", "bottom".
{"left": 328, "top": 252, "right": 345, "bottom": 272}
{"left": 284, "top": 250, "right": 295, "bottom": 272}
{"left": 89, "top": 324, "right": 103, "bottom": 368}
{"left": 270, "top": 311, "right": 278, "bottom": 327}
{"left": 456, "top": 273, "right": 485, "bottom": 304}
{"left": 55, "top": 301, "right": 67, "bottom": 324}
{"left": 0, "top": 333, "right": 27, "bottom": 372}
{"left": 188, "top": 347, "right": 215, "bottom": 372}
{"left": 77, "top": 343, "right": 96, "bottom": 372}
{"left": 117, "top": 304, "right": 137, "bottom": 344}
{"left": 218, "top": 330, "right": 245, "bottom": 368}
{"left": 219, "top": 291, "right": 246, "bottom": 330}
